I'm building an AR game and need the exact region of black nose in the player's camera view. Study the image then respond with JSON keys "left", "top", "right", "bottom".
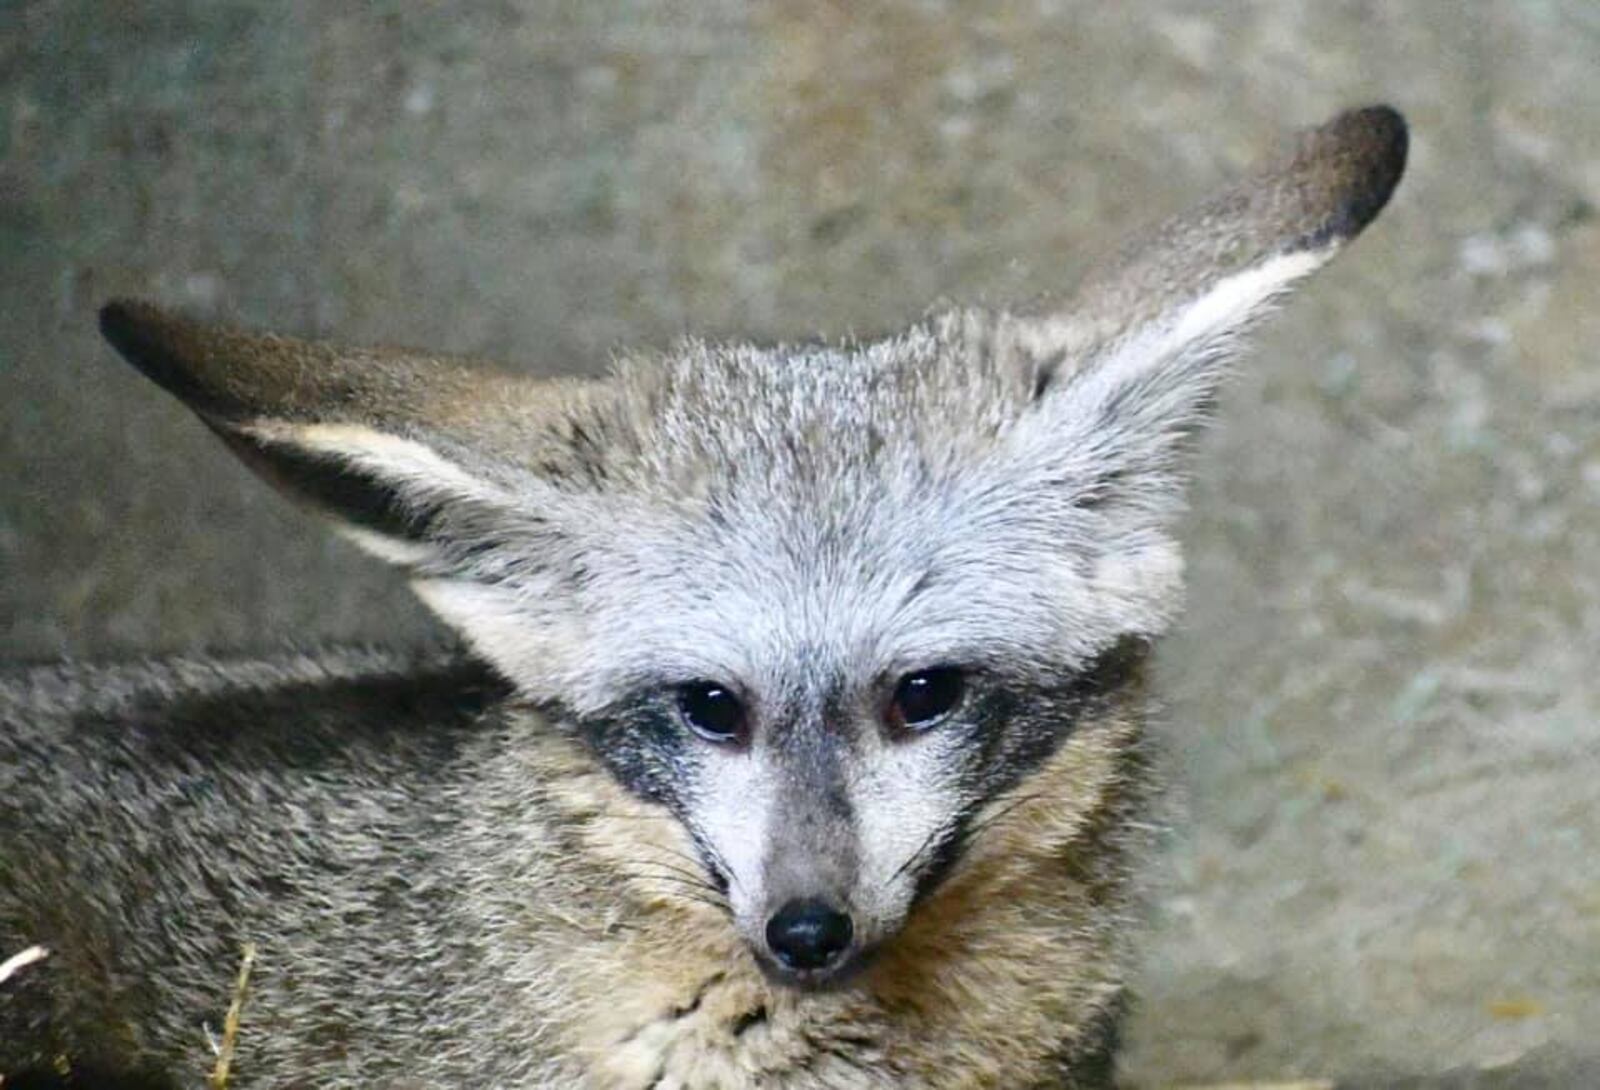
{"left": 765, "top": 898, "right": 854, "bottom": 972}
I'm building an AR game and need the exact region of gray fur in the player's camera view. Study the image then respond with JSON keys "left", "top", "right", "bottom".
{"left": 2, "top": 107, "right": 1406, "bottom": 1088}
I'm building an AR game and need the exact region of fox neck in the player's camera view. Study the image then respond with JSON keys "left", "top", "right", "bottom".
{"left": 459, "top": 683, "right": 1151, "bottom": 1089}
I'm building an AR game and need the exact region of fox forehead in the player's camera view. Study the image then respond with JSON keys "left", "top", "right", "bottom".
{"left": 597, "top": 312, "right": 1035, "bottom": 490}
{"left": 504, "top": 321, "right": 1181, "bottom": 701}
{"left": 565, "top": 494, "right": 1134, "bottom": 694}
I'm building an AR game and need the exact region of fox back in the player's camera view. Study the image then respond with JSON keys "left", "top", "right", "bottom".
{"left": 0, "top": 107, "right": 1406, "bottom": 1089}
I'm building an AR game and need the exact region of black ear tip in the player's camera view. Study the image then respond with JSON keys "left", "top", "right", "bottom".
{"left": 99, "top": 298, "right": 167, "bottom": 376}
{"left": 1339, "top": 103, "right": 1408, "bottom": 147}
{"left": 1342, "top": 102, "right": 1409, "bottom": 189}
{"left": 98, "top": 297, "right": 221, "bottom": 410}
{"left": 1317, "top": 104, "right": 1409, "bottom": 241}
{"left": 98, "top": 298, "right": 140, "bottom": 353}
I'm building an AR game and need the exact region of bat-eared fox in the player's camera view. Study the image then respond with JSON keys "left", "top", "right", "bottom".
{"left": 2, "top": 106, "right": 1406, "bottom": 1088}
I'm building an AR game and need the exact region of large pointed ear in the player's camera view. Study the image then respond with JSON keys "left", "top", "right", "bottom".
{"left": 1008, "top": 105, "right": 1406, "bottom": 500}
{"left": 98, "top": 300, "right": 599, "bottom": 570}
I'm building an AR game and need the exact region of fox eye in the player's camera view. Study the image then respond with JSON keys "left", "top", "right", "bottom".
{"left": 676, "top": 682, "right": 748, "bottom": 745}
{"left": 888, "top": 667, "right": 966, "bottom": 731}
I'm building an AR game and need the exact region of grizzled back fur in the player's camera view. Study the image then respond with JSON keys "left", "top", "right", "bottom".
{"left": 1, "top": 107, "right": 1406, "bottom": 1089}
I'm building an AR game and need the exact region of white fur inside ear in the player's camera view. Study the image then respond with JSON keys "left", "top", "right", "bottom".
{"left": 1072, "top": 247, "right": 1328, "bottom": 407}
{"left": 334, "top": 525, "right": 437, "bottom": 565}
{"left": 243, "top": 422, "right": 511, "bottom": 507}
{"left": 1089, "top": 541, "right": 1186, "bottom": 633}
{"left": 412, "top": 578, "right": 578, "bottom": 700}
{"left": 1165, "top": 248, "right": 1327, "bottom": 349}
{"left": 236, "top": 421, "right": 517, "bottom": 565}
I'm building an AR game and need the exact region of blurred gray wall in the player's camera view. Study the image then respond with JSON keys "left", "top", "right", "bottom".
{"left": 4, "top": 3, "right": 1597, "bottom": 1084}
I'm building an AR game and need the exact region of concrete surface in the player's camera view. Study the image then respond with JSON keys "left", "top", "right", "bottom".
{"left": 3, "top": 2, "right": 1597, "bottom": 1085}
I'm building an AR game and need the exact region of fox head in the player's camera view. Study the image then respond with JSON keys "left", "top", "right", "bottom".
{"left": 100, "top": 107, "right": 1404, "bottom": 987}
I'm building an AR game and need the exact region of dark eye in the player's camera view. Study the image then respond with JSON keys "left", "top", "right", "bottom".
{"left": 676, "top": 682, "right": 748, "bottom": 745}
{"left": 888, "top": 667, "right": 966, "bottom": 731}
